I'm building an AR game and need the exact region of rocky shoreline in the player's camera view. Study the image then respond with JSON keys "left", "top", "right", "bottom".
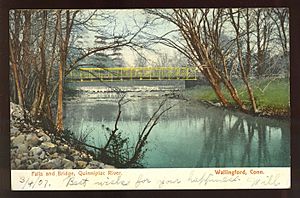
{"left": 10, "top": 102, "right": 114, "bottom": 170}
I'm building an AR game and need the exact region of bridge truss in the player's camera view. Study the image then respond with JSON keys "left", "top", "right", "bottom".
{"left": 67, "top": 67, "right": 199, "bottom": 82}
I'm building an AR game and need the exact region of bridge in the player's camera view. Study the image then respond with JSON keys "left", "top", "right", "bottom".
{"left": 66, "top": 66, "right": 199, "bottom": 82}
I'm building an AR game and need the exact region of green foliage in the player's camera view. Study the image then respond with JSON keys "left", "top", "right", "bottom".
{"left": 62, "top": 127, "right": 93, "bottom": 151}
{"left": 99, "top": 124, "right": 143, "bottom": 168}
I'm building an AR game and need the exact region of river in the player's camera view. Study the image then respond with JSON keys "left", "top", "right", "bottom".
{"left": 63, "top": 81, "right": 290, "bottom": 168}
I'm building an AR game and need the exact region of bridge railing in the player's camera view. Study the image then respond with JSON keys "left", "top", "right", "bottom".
{"left": 67, "top": 66, "right": 199, "bottom": 82}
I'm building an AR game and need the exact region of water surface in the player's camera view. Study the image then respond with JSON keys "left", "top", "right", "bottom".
{"left": 64, "top": 82, "right": 290, "bottom": 168}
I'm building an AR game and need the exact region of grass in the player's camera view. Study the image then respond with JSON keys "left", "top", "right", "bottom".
{"left": 184, "top": 78, "right": 290, "bottom": 115}
{"left": 251, "top": 78, "right": 290, "bottom": 110}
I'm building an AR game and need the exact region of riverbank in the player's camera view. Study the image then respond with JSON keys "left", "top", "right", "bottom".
{"left": 183, "top": 78, "right": 290, "bottom": 120}
{"left": 10, "top": 102, "right": 114, "bottom": 170}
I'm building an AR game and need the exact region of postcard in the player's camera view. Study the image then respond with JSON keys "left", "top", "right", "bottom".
{"left": 10, "top": 8, "right": 290, "bottom": 190}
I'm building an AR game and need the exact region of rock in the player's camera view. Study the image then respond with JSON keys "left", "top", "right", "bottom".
{"left": 80, "top": 152, "right": 88, "bottom": 159}
{"left": 70, "top": 154, "right": 80, "bottom": 161}
{"left": 50, "top": 153, "right": 59, "bottom": 159}
{"left": 22, "top": 153, "right": 29, "bottom": 157}
{"left": 27, "top": 158, "right": 36, "bottom": 165}
{"left": 17, "top": 153, "right": 23, "bottom": 159}
{"left": 66, "top": 155, "right": 74, "bottom": 161}
{"left": 17, "top": 144, "right": 29, "bottom": 154}
{"left": 59, "top": 153, "right": 67, "bottom": 159}
{"left": 10, "top": 102, "right": 24, "bottom": 119}
{"left": 51, "top": 158, "right": 63, "bottom": 168}
{"left": 15, "top": 159, "right": 21, "bottom": 167}
{"left": 28, "top": 162, "right": 40, "bottom": 169}
{"left": 62, "top": 159, "right": 75, "bottom": 169}
{"left": 103, "top": 165, "right": 115, "bottom": 169}
{"left": 58, "top": 145, "right": 69, "bottom": 153}
{"left": 26, "top": 133, "right": 40, "bottom": 146}
{"left": 35, "top": 128, "right": 44, "bottom": 135}
{"left": 10, "top": 127, "right": 19, "bottom": 136}
{"left": 40, "top": 158, "right": 62, "bottom": 169}
{"left": 12, "top": 134, "right": 26, "bottom": 147}
{"left": 37, "top": 132, "right": 51, "bottom": 142}
{"left": 30, "top": 147, "right": 43, "bottom": 156}
{"left": 38, "top": 136, "right": 51, "bottom": 142}
{"left": 39, "top": 151, "right": 46, "bottom": 159}
{"left": 18, "top": 164, "right": 27, "bottom": 169}
{"left": 20, "top": 157, "right": 28, "bottom": 164}
{"left": 40, "top": 161, "right": 56, "bottom": 169}
{"left": 70, "top": 149, "right": 79, "bottom": 154}
{"left": 86, "top": 160, "right": 104, "bottom": 169}
{"left": 77, "top": 160, "right": 88, "bottom": 168}
{"left": 88, "top": 154, "right": 94, "bottom": 161}
{"left": 11, "top": 148, "right": 18, "bottom": 154}
{"left": 10, "top": 103, "right": 115, "bottom": 170}
{"left": 11, "top": 162, "right": 16, "bottom": 169}
{"left": 215, "top": 102, "right": 222, "bottom": 107}
{"left": 40, "top": 142, "right": 57, "bottom": 154}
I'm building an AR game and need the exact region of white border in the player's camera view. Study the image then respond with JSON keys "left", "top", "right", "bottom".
{"left": 11, "top": 167, "right": 290, "bottom": 190}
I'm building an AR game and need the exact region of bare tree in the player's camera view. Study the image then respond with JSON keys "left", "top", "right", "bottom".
{"left": 9, "top": 9, "right": 158, "bottom": 134}
{"left": 9, "top": 10, "right": 24, "bottom": 111}
{"left": 55, "top": 10, "right": 79, "bottom": 133}
{"left": 146, "top": 8, "right": 288, "bottom": 113}
{"left": 146, "top": 9, "right": 247, "bottom": 110}
{"left": 99, "top": 96, "right": 174, "bottom": 167}
{"left": 134, "top": 53, "right": 148, "bottom": 67}
{"left": 229, "top": 8, "right": 257, "bottom": 112}
{"left": 268, "top": 8, "right": 289, "bottom": 56}
{"left": 253, "top": 9, "right": 274, "bottom": 77}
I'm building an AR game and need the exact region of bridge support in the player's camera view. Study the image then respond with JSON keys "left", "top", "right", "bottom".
{"left": 185, "top": 78, "right": 209, "bottom": 89}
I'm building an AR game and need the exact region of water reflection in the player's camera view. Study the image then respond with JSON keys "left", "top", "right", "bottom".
{"left": 196, "top": 109, "right": 289, "bottom": 167}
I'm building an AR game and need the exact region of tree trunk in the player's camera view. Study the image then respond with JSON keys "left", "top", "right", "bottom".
{"left": 21, "top": 10, "right": 32, "bottom": 94}
{"left": 223, "top": 79, "right": 248, "bottom": 112}
{"left": 56, "top": 10, "right": 64, "bottom": 133}
{"left": 244, "top": 81, "right": 257, "bottom": 113}
{"left": 30, "top": 85, "right": 42, "bottom": 117}
{"left": 239, "top": 46, "right": 258, "bottom": 113}
{"left": 256, "top": 10, "right": 263, "bottom": 77}
{"left": 245, "top": 8, "right": 251, "bottom": 76}
{"left": 56, "top": 62, "right": 64, "bottom": 133}
{"left": 202, "top": 67, "right": 229, "bottom": 107}
{"left": 9, "top": 41, "right": 24, "bottom": 111}
{"left": 9, "top": 11, "right": 25, "bottom": 111}
{"left": 39, "top": 10, "right": 53, "bottom": 122}
{"left": 229, "top": 8, "right": 257, "bottom": 113}
{"left": 211, "top": 81, "right": 228, "bottom": 107}
{"left": 55, "top": 10, "right": 78, "bottom": 133}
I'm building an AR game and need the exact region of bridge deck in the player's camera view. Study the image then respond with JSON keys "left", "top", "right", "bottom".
{"left": 67, "top": 67, "right": 199, "bottom": 82}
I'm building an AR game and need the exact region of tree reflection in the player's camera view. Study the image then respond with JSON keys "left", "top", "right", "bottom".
{"left": 197, "top": 107, "right": 289, "bottom": 167}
